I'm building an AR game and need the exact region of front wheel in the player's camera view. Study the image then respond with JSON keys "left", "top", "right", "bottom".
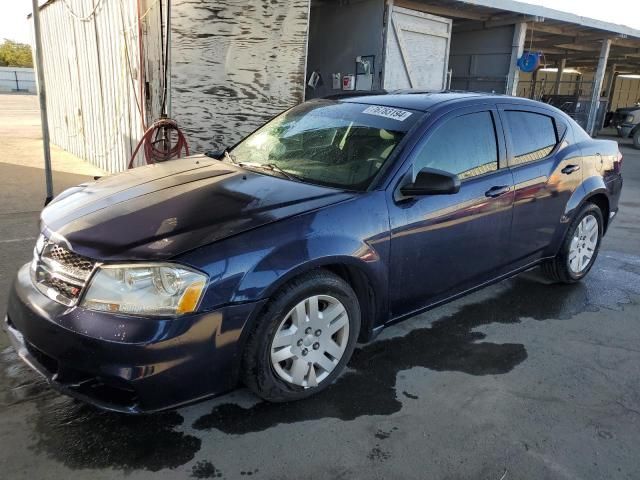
{"left": 242, "top": 270, "right": 360, "bottom": 402}
{"left": 633, "top": 129, "right": 640, "bottom": 150}
{"left": 541, "top": 203, "right": 603, "bottom": 283}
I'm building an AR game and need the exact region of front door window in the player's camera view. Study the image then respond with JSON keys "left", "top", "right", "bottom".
{"left": 412, "top": 111, "right": 498, "bottom": 180}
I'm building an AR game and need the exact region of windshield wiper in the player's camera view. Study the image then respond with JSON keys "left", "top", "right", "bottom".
{"left": 224, "top": 149, "right": 238, "bottom": 165}
{"left": 235, "top": 161, "right": 302, "bottom": 182}
{"left": 260, "top": 163, "right": 302, "bottom": 182}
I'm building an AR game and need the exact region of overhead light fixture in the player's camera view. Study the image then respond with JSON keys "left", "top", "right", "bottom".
{"left": 538, "top": 68, "right": 582, "bottom": 74}
{"left": 617, "top": 74, "right": 640, "bottom": 79}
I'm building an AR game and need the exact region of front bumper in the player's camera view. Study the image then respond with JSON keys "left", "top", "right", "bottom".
{"left": 4, "top": 263, "right": 266, "bottom": 413}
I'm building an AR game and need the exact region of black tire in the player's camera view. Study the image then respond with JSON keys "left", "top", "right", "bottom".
{"left": 241, "top": 270, "right": 360, "bottom": 402}
{"left": 633, "top": 129, "right": 640, "bottom": 150}
{"left": 541, "top": 202, "right": 604, "bottom": 284}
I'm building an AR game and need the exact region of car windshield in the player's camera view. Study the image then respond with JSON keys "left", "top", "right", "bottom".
{"left": 229, "top": 100, "right": 422, "bottom": 190}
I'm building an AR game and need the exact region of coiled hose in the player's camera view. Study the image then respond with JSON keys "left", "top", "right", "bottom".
{"left": 128, "top": 116, "right": 190, "bottom": 169}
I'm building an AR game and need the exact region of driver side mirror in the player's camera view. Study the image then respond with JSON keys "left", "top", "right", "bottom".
{"left": 400, "top": 168, "right": 461, "bottom": 197}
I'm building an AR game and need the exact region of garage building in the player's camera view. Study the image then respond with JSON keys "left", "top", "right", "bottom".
{"left": 32, "top": 0, "right": 640, "bottom": 173}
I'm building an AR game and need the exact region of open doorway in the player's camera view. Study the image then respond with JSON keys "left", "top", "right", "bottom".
{"left": 305, "top": 0, "right": 452, "bottom": 99}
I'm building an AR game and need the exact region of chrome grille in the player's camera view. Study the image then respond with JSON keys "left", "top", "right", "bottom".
{"left": 32, "top": 236, "right": 96, "bottom": 306}
{"left": 46, "top": 244, "right": 94, "bottom": 278}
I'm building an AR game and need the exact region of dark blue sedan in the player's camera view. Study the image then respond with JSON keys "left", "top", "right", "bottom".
{"left": 4, "top": 92, "right": 623, "bottom": 412}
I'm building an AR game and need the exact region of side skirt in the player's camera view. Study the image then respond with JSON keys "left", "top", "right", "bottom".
{"left": 371, "top": 257, "right": 554, "bottom": 337}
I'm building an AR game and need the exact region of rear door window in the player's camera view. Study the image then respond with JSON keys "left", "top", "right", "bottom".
{"left": 504, "top": 111, "right": 558, "bottom": 165}
{"left": 413, "top": 111, "right": 498, "bottom": 180}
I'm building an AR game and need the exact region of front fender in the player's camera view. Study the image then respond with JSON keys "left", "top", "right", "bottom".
{"left": 177, "top": 191, "right": 391, "bottom": 315}
{"left": 247, "top": 236, "right": 386, "bottom": 301}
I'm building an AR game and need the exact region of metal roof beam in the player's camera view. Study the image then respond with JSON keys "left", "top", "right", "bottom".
{"left": 394, "top": 1, "right": 492, "bottom": 21}
{"left": 544, "top": 53, "right": 636, "bottom": 61}
{"left": 611, "top": 38, "right": 640, "bottom": 49}
{"left": 530, "top": 32, "right": 640, "bottom": 53}
{"left": 538, "top": 48, "right": 576, "bottom": 56}
{"left": 530, "top": 23, "right": 585, "bottom": 37}
{"left": 483, "top": 13, "right": 542, "bottom": 28}
{"left": 552, "top": 43, "right": 603, "bottom": 52}
{"left": 533, "top": 37, "right": 582, "bottom": 49}
{"left": 453, "top": 14, "right": 541, "bottom": 32}
{"left": 454, "top": 0, "right": 640, "bottom": 39}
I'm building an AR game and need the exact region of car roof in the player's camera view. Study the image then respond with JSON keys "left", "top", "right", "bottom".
{"left": 334, "top": 90, "right": 546, "bottom": 112}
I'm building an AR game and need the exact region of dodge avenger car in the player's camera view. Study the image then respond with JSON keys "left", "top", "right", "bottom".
{"left": 4, "top": 91, "right": 623, "bottom": 413}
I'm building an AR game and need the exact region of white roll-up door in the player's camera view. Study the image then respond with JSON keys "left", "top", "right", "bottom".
{"left": 383, "top": 6, "right": 452, "bottom": 91}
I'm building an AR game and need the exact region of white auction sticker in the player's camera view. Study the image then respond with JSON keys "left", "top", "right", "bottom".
{"left": 362, "top": 105, "right": 413, "bottom": 121}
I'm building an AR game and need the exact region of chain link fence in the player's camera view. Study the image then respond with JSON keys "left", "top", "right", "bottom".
{"left": 0, "top": 67, "right": 36, "bottom": 93}
{"left": 517, "top": 78, "right": 609, "bottom": 132}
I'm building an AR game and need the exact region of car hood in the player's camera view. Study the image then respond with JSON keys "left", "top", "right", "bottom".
{"left": 41, "top": 156, "right": 355, "bottom": 260}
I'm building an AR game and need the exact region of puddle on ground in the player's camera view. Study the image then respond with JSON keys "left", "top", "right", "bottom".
{"left": 32, "top": 399, "right": 201, "bottom": 471}
{"left": 191, "top": 460, "right": 224, "bottom": 478}
{"left": 0, "top": 252, "right": 637, "bottom": 471}
{"left": 1, "top": 348, "right": 201, "bottom": 471}
{"left": 193, "top": 253, "right": 640, "bottom": 434}
{"left": 0, "top": 347, "right": 52, "bottom": 408}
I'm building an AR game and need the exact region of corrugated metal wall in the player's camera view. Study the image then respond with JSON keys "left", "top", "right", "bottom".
{"left": 610, "top": 76, "right": 640, "bottom": 110}
{"left": 37, "top": 0, "right": 155, "bottom": 173}
{"left": 169, "top": 0, "right": 310, "bottom": 154}
{"left": 517, "top": 71, "right": 585, "bottom": 99}
{"left": 517, "top": 71, "right": 640, "bottom": 111}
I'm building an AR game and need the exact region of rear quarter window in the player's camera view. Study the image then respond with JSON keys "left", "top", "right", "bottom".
{"left": 555, "top": 118, "right": 568, "bottom": 141}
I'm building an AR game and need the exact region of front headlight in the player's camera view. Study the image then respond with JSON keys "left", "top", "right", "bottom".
{"left": 626, "top": 114, "right": 635, "bottom": 123}
{"left": 81, "top": 263, "right": 208, "bottom": 316}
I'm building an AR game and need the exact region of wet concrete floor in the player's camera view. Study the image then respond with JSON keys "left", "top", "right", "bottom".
{"left": 1, "top": 141, "right": 639, "bottom": 479}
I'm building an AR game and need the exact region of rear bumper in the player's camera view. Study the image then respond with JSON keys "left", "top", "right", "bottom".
{"left": 4, "top": 263, "right": 266, "bottom": 413}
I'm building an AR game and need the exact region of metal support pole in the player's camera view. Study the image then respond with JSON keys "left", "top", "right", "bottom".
{"left": 601, "top": 63, "right": 618, "bottom": 129}
{"left": 530, "top": 68, "right": 539, "bottom": 100}
{"left": 604, "top": 64, "right": 617, "bottom": 98}
{"left": 553, "top": 58, "right": 566, "bottom": 95}
{"left": 506, "top": 22, "right": 527, "bottom": 96}
{"left": 14, "top": 71, "right": 20, "bottom": 91}
{"left": 604, "top": 63, "right": 618, "bottom": 108}
{"left": 586, "top": 39, "right": 611, "bottom": 136}
{"left": 166, "top": 0, "right": 172, "bottom": 118}
{"left": 31, "top": 0, "right": 54, "bottom": 205}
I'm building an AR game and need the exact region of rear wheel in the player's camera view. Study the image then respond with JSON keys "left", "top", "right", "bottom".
{"left": 242, "top": 270, "right": 360, "bottom": 402}
{"left": 541, "top": 203, "right": 603, "bottom": 283}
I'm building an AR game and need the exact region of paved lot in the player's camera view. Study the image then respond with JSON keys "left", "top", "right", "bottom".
{"left": 1, "top": 96, "right": 640, "bottom": 479}
{"left": 0, "top": 94, "right": 103, "bottom": 352}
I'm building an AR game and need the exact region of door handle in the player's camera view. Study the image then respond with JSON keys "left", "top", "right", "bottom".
{"left": 485, "top": 185, "right": 511, "bottom": 198}
{"left": 561, "top": 164, "right": 581, "bottom": 175}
